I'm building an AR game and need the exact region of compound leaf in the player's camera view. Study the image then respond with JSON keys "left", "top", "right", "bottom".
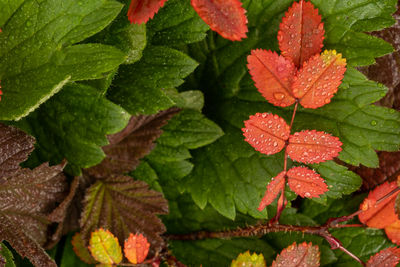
{"left": 271, "top": 242, "right": 320, "bottom": 267}
{"left": 287, "top": 166, "right": 328, "bottom": 199}
{"left": 367, "top": 247, "right": 400, "bottom": 267}
{"left": 258, "top": 171, "right": 285, "bottom": 211}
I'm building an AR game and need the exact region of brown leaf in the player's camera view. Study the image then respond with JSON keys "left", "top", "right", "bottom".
{"left": 86, "top": 108, "right": 180, "bottom": 178}
{"left": 79, "top": 175, "right": 168, "bottom": 252}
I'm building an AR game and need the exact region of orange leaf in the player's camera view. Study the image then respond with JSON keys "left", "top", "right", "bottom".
{"left": 124, "top": 233, "right": 150, "bottom": 264}
{"left": 258, "top": 171, "right": 286, "bottom": 211}
{"left": 247, "top": 49, "right": 296, "bottom": 107}
{"left": 292, "top": 50, "right": 347, "bottom": 109}
{"left": 242, "top": 113, "right": 290, "bottom": 155}
{"left": 71, "top": 233, "right": 97, "bottom": 264}
{"left": 271, "top": 242, "right": 320, "bottom": 267}
{"left": 127, "top": 0, "right": 168, "bottom": 24}
{"left": 287, "top": 130, "right": 342, "bottom": 164}
{"left": 292, "top": 50, "right": 346, "bottom": 108}
{"left": 191, "top": 0, "right": 248, "bottom": 41}
{"left": 359, "top": 182, "right": 400, "bottom": 229}
{"left": 287, "top": 166, "right": 328, "bottom": 198}
{"left": 385, "top": 220, "right": 400, "bottom": 245}
{"left": 278, "top": 0, "right": 324, "bottom": 67}
{"left": 366, "top": 247, "right": 400, "bottom": 267}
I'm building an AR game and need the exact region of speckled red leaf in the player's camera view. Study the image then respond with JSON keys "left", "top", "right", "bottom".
{"left": 258, "top": 171, "right": 286, "bottom": 211}
{"left": 287, "top": 130, "right": 342, "bottom": 164}
{"left": 124, "top": 233, "right": 150, "bottom": 264}
{"left": 271, "top": 242, "right": 320, "bottom": 267}
{"left": 247, "top": 49, "right": 296, "bottom": 107}
{"left": 287, "top": 166, "right": 328, "bottom": 198}
{"left": 242, "top": 113, "right": 290, "bottom": 155}
{"left": 367, "top": 247, "right": 400, "bottom": 267}
{"left": 359, "top": 182, "right": 400, "bottom": 229}
{"left": 385, "top": 220, "right": 400, "bottom": 245}
{"left": 86, "top": 108, "right": 180, "bottom": 179}
{"left": 292, "top": 50, "right": 347, "bottom": 109}
{"left": 127, "top": 0, "right": 168, "bottom": 24}
{"left": 278, "top": 0, "right": 324, "bottom": 67}
{"left": 191, "top": 0, "right": 248, "bottom": 41}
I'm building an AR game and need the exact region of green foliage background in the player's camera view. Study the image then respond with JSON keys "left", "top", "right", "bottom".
{"left": 0, "top": 0, "right": 399, "bottom": 266}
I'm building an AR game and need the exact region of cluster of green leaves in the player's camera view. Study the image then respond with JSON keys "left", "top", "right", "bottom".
{"left": 0, "top": 0, "right": 399, "bottom": 266}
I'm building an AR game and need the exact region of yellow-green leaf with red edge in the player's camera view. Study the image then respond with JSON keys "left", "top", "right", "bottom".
{"left": 286, "top": 130, "right": 342, "bottom": 164}
{"left": 366, "top": 247, "right": 400, "bottom": 267}
{"left": 242, "top": 113, "right": 290, "bottom": 156}
{"left": 88, "top": 228, "right": 122, "bottom": 265}
{"left": 287, "top": 166, "right": 328, "bottom": 198}
{"left": 127, "top": 0, "right": 168, "bottom": 24}
{"left": 258, "top": 171, "right": 286, "bottom": 211}
{"left": 124, "top": 233, "right": 150, "bottom": 264}
{"left": 292, "top": 50, "right": 347, "bottom": 109}
{"left": 278, "top": 0, "right": 324, "bottom": 67}
{"left": 231, "top": 251, "right": 266, "bottom": 267}
{"left": 359, "top": 182, "right": 400, "bottom": 229}
{"left": 191, "top": 0, "right": 248, "bottom": 41}
{"left": 271, "top": 242, "right": 320, "bottom": 267}
{"left": 247, "top": 49, "right": 296, "bottom": 107}
{"left": 71, "top": 233, "right": 97, "bottom": 265}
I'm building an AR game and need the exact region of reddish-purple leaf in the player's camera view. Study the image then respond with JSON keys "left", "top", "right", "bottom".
{"left": 258, "top": 171, "right": 286, "bottom": 211}
{"left": 247, "top": 49, "right": 296, "bottom": 107}
{"left": 287, "top": 166, "right": 328, "bottom": 198}
{"left": 287, "top": 130, "right": 342, "bottom": 164}
{"left": 367, "top": 247, "right": 400, "bottom": 267}
{"left": 278, "top": 0, "right": 325, "bottom": 67}
{"left": 271, "top": 242, "right": 320, "bottom": 267}
{"left": 127, "top": 0, "right": 168, "bottom": 24}
{"left": 242, "top": 113, "right": 290, "bottom": 155}
{"left": 191, "top": 0, "right": 248, "bottom": 41}
{"left": 292, "top": 50, "right": 347, "bottom": 109}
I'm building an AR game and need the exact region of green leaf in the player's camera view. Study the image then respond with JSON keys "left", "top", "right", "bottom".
{"left": 19, "top": 84, "right": 130, "bottom": 170}
{"left": 170, "top": 238, "right": 276, "bottom": 267}
{"left": 231, "top": 251, "right": 266, "bottom": 267}
{"left": 147, "top": 0, "right": 209, "bottom": 46}
{"left": 88, "top": 228, "right": 122, "bottom": 265}
{"left": 0, "top": 243, "right": 15, "bottom": 267}
{"left": 0, "top": 0, "right": 24, "bottom": 27}
{"left": 108, "top": 45, "right": 198, "bottom": 115}
{"left": 165, "top": 89, "right": 205, "bottom": 111}
{"left": 0, "top": 0, "right": 125, "bottom": 120}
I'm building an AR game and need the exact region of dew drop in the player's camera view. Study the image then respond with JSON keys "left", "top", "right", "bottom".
{"left": 370, "top": 120, "right": 377, "bottom": 126}
{"left": 273, "top": 92, "right": 285, "bottom": 100}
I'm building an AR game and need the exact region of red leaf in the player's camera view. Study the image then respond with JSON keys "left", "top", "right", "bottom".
{"left": 278, "top": 0, "right": 324, "bottom": 67}
{"left": 271, "top": 242, "right": 320, "bottom": 267}
{"left": 247, "top": 49, "right": 296, "bottom": 107}
{"left": 127, "top": 0, "right": 168, "bottom": 24}
{"left": 367, "top": 247, "right": 400, "bottom": 267}
{"left": 287, "top": 130, "right": 342, "bottom": 164}
{"left": 242, "top": 113, "right": 290, "bottom": 155}
{"left": 385, "top": 220, "right": 400, "bottom": 245}
{"left": 292, "top": 50, "right": 347, "bottom": 109}
{"left": 191, "top": 0, "right": 248, "bottom": 41}
{"left": 359, "top": 182, "right": 400, "bottom": 229}
{"left": 287, "top": 166, "right": 328, "bottom": 198}
{"left": 124, "top": 233, "right": 150, "bottom": 264}
{"left": 258, "top": 171, "right": 285, "bottom": 211}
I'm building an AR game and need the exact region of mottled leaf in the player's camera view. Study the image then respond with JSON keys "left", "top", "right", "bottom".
{"left": 231, "top": 251, "right": 266, "bottom": 267}
{"left": 278, "top": 0, "right": 324, "bottom": 67}
{"left": 86, "top": 108, "right": 180, "bottom": 178}
{"left": 124, "top": 233, "right": 150, "bottom": 264}
{"left": 258, "top": 171, "right": 285, "bottom": 211}
{"left": 271, "top": 242, "right": 319, "bottom": 267}
{"left": 89, "top": 228, "right": 122, "bottom": 265}
{"left": 287, "top": 130, "right": 342, "bottom": 164}
{"left": 191, "top": 0, "right": 248, "bottom": 41}
{"left": 242, "top": 113, "right": 290, "bottom": 155}
{"left": 128, "top": 0, "right": 168, "bottom": 24}
{"left": 359, "top": 182, "right": 400, "bottom": 228}
{"left": 71, "top": 233, "right": 97, "bottom": 264}
{"left": 287, "top": 166, "right": 328, "bottom": 198}
{"left": 292, "top": 50, "right": 347, "bottom": 109}
{"left": 247, "top": 49, "right": 296, "bottom": 107}
{"left": 0, "top": 243, "right": 15, "bottom": 267}
{"left": 80, "top": 176, "right": 168, "bottom": 252}
{"left": 367, "top": 247, "right": 400, "bottom": 267}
